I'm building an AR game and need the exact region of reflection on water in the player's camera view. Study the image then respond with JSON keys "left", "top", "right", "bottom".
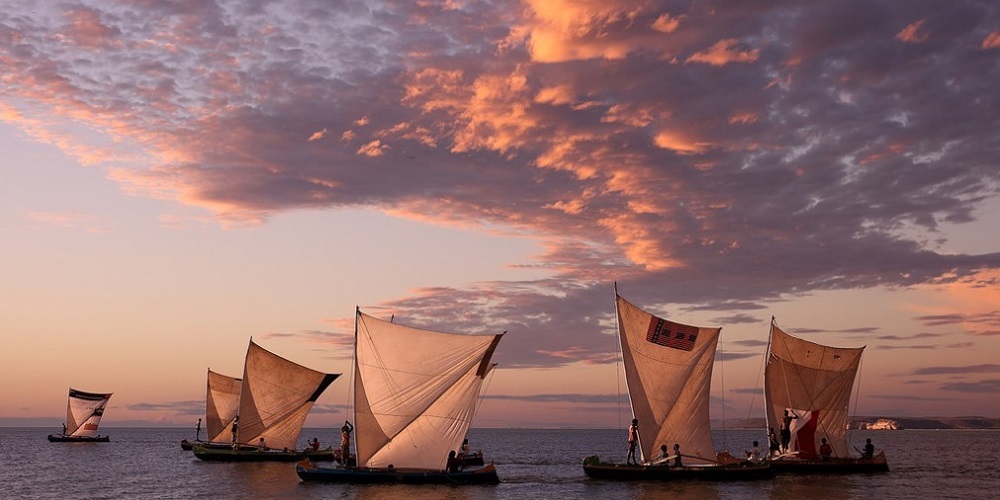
{"left": 1, "top": 427, "right": 998, "bottom": 499}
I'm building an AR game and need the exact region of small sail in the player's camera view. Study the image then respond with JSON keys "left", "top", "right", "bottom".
{"left": 205, "top": 369, "right": 242, "bottom": 443}
{"left": 616, "top": 293, "right": 720, "bottom": 464}
{"left": 765, "top": 321, "right": 864, "bottom": 459}
{"left": 236, "top": 340, "right": 339, "bottom": 451}
{"left": 65, "top": 388, "right": 113, "bottom": 438}
{"left": 354, "top": 309, "right": 503, "bottom": 470}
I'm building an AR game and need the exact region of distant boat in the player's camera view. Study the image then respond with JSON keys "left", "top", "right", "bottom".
{"left": 181, "top": 369, "right": 242, "bottom": 450}
{"left": 764, "top": 319, "right": 889, "bottom": 473}
{"left": 582, "top": 288, "right": 772, "bottom": 481}
{"left": 192, "top": 340, "right": 339, "bottom": 462}
{"left": 48, "top": 388, "right": 113, "bottom": 443}
{"left": 296, "top": 308, "right": 502, "bottom": 485}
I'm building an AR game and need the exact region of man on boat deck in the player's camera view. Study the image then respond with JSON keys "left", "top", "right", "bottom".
{"left": 231, "top": 415, "right": 239, "bottom": 446}
{"left": 626, "top": 418, "right": 639, "bottom": 464}
{"left": 446, "top": 450, "right": 462, "bottom": 473}
{"left": 861, "top": 438, "right": 875, "bottom": 459}
{"left": 341, "top": 420, "right": 354, "bottom": 467}
{"left": 195, "top": 418, "right": 202, "bottom": 441}
{"left": 673, "top": 444, "right": 683, "bottom": 466}
{"left": 257, "top": 437, "right": 266, "bottom": 452}
{"left": 310, "top": 438, "right": 320, "bottom": 451}
{"left": 819, "top": 438, "right": 833, "bottom": 460}
{"left": 768, "top": 427, "right": 780, "bottom": 457}
{"left": 780, "top": 409, "right": 797, "bottom": 453}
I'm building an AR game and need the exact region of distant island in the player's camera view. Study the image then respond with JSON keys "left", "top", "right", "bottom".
{"left": 713, "top": 416, "right": 1000, "bottom": 430}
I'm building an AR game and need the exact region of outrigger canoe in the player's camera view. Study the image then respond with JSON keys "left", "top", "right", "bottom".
{"left": 192, "top": 444, "right": 337, "bottom": 462}
{"left": 48, "top": 434, "right": 110, "bottom": 443}
{"left": 296, "top": 460, "right": 500, "bottom": 485}
{"left": 582, "top": 455, "right": 773, "bottom": 481}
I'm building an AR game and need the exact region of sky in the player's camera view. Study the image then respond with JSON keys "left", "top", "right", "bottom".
{"left": 2, "top": 0, "right": 1000, "bottom": 430}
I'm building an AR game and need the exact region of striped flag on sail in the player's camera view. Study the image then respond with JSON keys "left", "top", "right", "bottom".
{"left": 645, "top": 317, "right": 698, "bottom": 351}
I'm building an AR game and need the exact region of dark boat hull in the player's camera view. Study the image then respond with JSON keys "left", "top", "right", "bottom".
{"left": 582, "top": 456, "right": 773, "bottom": 481}
{"left": 296, "top": 461, "right": 500, "bottom": 485}
{"left": 181, "top": 440, "right": 256, "bottom": 452}
{"left": 192, "top": 445, "right": 337, "bottom": 462}
{"left": 48, "top": 434, "right": 110, "bottom": 443}
{"left": 771, "top": 451, "right": 889, "bottom": 474}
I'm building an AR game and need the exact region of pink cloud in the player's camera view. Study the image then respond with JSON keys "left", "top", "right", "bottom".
{"left": 895, "top": 19, "right": 929, "bottom": 44}
{"left": 686, "top": 38, "right": 760, "bottom": 66}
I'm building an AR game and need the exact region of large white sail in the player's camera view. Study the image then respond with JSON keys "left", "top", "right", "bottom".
{"left": 354, "top": 309, "right": 503, "bottom": 470}
{"left": 764, "top": 320, "right": 864, "bottom": 459}
{"left": 205, "top": 369, "right": 242, "bottom": 443}
{"left": 616, "top": 292, "right": 720, "bottom": 464}
{"left": 65, "top": 388, "right": 113, "bottom": 438}
{"left": 236, "top": 340, "right": 339, "bottom": 451}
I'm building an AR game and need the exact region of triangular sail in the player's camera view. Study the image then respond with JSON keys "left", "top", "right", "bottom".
{"left": 236, "top": 340, "right": 339, "bottom": 451}
{"left": 65, "top": 388, "right": 112, "bottom": 438}
{"left": 354, "top": 309, "right": 503, "bottom": 470}
{"left": 616, "top": 293, "right": 720, "bottom": 464}
{"left": 205, "top": 369, "right": 242, "bottom": 443}
{"left": 764, "top": 320, "right": 864, "bottom": 458}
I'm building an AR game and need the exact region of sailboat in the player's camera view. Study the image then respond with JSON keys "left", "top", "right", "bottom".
{"left": 48, "top": 388, "right": 113, "bottom": 443}
{"left": 181, "top": 369, "right": 244, "bottom": 450}
{"left": 296, "top": 308, "right": 502, "bottom": 484}
{"left": 764, "top": 318, "right": 889, "bottom": 473}
{"left": 192, "top": 340, "right": 340, "bottom": 462}
{"left": 582, "top": 289, "right": 772, "bottom": 480}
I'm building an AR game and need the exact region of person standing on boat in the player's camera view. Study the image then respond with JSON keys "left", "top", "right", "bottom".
{"left": 341, "top": 420, "right": 354, "bottom": 467}
{"left": 61, "top": 423, "right": 67, "bottom": 436}
{"left": 780, "top": 409, "right": 797, "bottom": 453}
{"left": 195, "top": 418, "right": 202, "bottom": 441}
{"left": 861, "top": 438, "right": 874, "bottom": 459}
{"left": 767, "top": 427, "right": 780, "bottom": 457}
{"left": 257, "top": 437, "right": 266, "bottom": 451}
{"left": 231, "top": 415, "right": 239, "bottom": 450}
{"left": 626, "top": 418, "right": 639, "bottom": 464}
{"left": 310, "top": 437, "right": 320, "bottom": 451}
{"left": 673, "top": 443, "right": 683, "bottom": 466}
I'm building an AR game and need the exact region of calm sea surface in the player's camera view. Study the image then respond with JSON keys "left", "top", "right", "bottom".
{"left": 2, "top": 427, "right": 998, "bottom": 499}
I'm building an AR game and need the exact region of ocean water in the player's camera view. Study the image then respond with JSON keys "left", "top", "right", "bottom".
{"left": 2, "top": 427, "right": 998, "bottom": 499}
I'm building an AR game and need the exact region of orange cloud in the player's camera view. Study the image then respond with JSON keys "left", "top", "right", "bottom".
{"left": 982, "top": 32, "right": 1000, "bottom": 49}
{"left": 651, "top": 14, "right": 684, "bottom": 33}
{"left": 357, "top": 140, "right": 388, "bottom": 157}
{"left": 686, "top": 38, "right": 760, "bottom": 66}
{"left": 307, "top": 128, "right": 328, "bottom": 141}
{"left": 653, "top": 130, "right": 711, "bottom": 154}
{"left": 896, "top": 19, "right": 929, "bottom": 43}
{"left": 518, "top": 0, "right": 682, "bottom": 62}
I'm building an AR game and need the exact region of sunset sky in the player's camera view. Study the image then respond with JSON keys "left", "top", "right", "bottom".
{"left": 2, "top": 1, "right": 999, "bottom": 430}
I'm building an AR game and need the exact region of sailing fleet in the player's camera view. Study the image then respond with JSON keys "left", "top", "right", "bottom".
{"left": 49, "top": 286, "right": 889, "bottom": 483}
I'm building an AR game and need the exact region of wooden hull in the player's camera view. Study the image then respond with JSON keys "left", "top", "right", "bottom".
{"left": 771, "top": 451, "right": 889, "bottom": 474}
{"left": 582, "top": 456, "right": 773, "bottom": 481}
{"left": 181, "top": 440, "right": 256, "bottom": 452}
{"left": 48, "top": 434, "right": 110, "bottom": 443}
{"left": 295, "top": 460, "right": 500, "bottom": 485}
{"left": 192, "top": 445, "right": 337, "bottom": 462}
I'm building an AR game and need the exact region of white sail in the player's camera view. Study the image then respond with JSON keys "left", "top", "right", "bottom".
{"left": 764, "top": 320, "right": 864, "bottom": 459}
{"left": 236, "top": 340, "right": 339, "bottom": 451}
{"left": 616, "top": 292, "right": 720, "bottom": 464}
{"left": 205, "top": 369, "right": 242, "bottom": 443}
{"left": 65, "top": 388, "right": 113, "bottom": 438}
{"left": 354, "top": 309, "right": 503, "bottom": 470}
